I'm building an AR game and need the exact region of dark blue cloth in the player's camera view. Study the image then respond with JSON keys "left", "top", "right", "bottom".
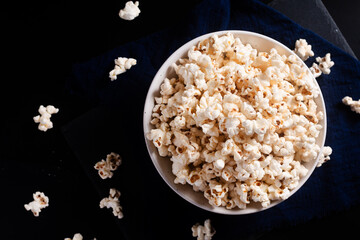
{"left": 64, "top": 0, "right": 360, "bottom": 239}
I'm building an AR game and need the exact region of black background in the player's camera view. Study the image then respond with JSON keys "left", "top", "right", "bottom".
{"left": 1, "top": 0, "right": 359, "bottom": 239}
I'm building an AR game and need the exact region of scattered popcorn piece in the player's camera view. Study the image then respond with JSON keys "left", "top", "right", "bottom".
{"left": 109, "top": 57, "right": 137, "bottom": 81}
{"left": 316, "top": 53, "right": 334, "bottom": 74}
{"left": 342, "top": 96, "right": 360, "bottom": 114}
{"left": 317, "top": 146, "right": 333, "bottom": 167}
{"left": 64, "top": 233, "right": 83, "bottom": 240}
{"left": 100, "top": 188, "right": 123, "bottom": 219}
{"left": 309, "top": 63, "right": 322, "bottom": 78}
{"left": 24, "top": 191, "right": 49, "bottom": 217}
{"left": 148, "top": 33, "right": 325, "bottom": 209}
{"left": 33, "top": 105, "right": 59, "bottom": 132}
{"left": 294, "top": 39, "right": 314, "bottom": 61}
{"left": 119, "top": 1, "right": 140, "bottom": 21}
{"left": 94, "top": 152, "right": 122, "bottom": 179}
{"left": 192, "top": 219, "right": 216, "bottom": 240}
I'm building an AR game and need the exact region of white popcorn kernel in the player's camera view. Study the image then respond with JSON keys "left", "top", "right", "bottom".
{"left": 242, "top": 102, "right": 256, "bottom": 119}
{"left": 261, "top": 144, "right": 272, "bottom": 155}
{"left": 109, "top": 57, "right": 137, "bottom": 81}
{"left": 317, "top": 146, "right": 332, "bottom": 167}
{"left": 94, "top": 152, "right": 122, "bottom": 179}
{"left": 225, "top": 117, "right": 240, "bottom": 137}
{"left": 64, "top": 233, "right": 83, "bottom": 240}
{"left": 33, "top": 105, "right": 59, "bottom": 132}
{"left": 191, "top": 219, "right": 216, "bottom": 240}
{"left": 316, "top": 53, "right": 334, "bottom": 74}
{"left": 24, "top": 191, "right": 49, "bottom": 217}
{"left": 214, "top": 159, "right": 225, "bottom": 170}
{"left": 242, "top": 119, "right": 254, "bottom": 136}
{"left": 160, "top": 78, "right": 175, "bottom": 96}
{"left": 119, "top": 1, "right": 140, "bottom": 20}
{"left": 309, "top": 63, "right": 322, "bottom": 78}
{"left": 100, "top": 188, "right": 123, "bottom": 219}
{"left": 294, "top": 39, "right": 314, "bottom": 61}
{"left": 342, "top": 96, "right": 360, "bottom": 114}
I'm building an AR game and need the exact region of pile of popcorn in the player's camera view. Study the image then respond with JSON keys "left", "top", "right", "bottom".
{"left": 147, "top": 33, "right": 325, "bottom": 209}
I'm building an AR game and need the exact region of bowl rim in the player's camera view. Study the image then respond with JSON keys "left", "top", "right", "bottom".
{"left": 143, "top": 30, "right": 327, "bottom": 215}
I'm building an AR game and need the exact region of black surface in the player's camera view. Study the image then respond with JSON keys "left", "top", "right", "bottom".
{"left": 270, "top": 0, "right": 357, "bottom": 59}
{"left": 323, "top": 0, "right": 360, "bottom": 59}
{"left": 1, "top": 0, "right": 359, "bottom": 239}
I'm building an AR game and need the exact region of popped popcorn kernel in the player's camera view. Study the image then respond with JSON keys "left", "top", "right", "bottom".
{"left": 342, "top": 96, "right": 360, "bottom": 114}
{"left": 109, "top": 57, "right": 137, "bottom": 81}
{"left": 316, "top": 53, "right": 334, "bottom": 75}
{"left": 294, "top": 39, "right": 314, "bottom": 61}
{"left": 192, "top": 219, "right": 216, "bottom": 240}
{"left": 119, "top": 1, "right": 140, "bottom": 21}
{"left": 94, "top": 152, "right": 122, "bottom": 179}
{"left": 33, "top": 105, "right": 59, "bottom": 132}
{"left": 100, "top": 188, "right": 123, "bottom": 219}
{"left": 24, "top": 191, "right": 49, "bottom": 217}
{"left": 317, "top": 146, "right": 333, "bottom": 167}
{"left": 309, "top": 63, "right": 322, "bottom": 78}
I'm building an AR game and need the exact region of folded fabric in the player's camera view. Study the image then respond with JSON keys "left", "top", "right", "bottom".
{"left": 64, "top": 0, "right": 360, "bottom": 239}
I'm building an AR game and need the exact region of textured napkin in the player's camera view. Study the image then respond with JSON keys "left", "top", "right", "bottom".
{"left": 63, "top": 0, "right": 360, "bottom": 239}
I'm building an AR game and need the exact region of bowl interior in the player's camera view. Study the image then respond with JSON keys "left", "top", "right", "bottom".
{"left": 143, "top": 30, "right": 327, "bottom": 215}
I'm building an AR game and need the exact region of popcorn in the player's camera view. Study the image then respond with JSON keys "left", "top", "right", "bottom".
{"left": 309, "top": 63, "right": 322, "bottom": 78}
{"left": 148, "top": 33, "right": 324, "bottom": 209}
{"left": 294, "top": 39, "right": 314, "bottom": 61}
{"left": 100, "top": 188, "right": 123, "bottom": 219}
{"left": 191, "top": 219, "right": 216, "bottom": 240}
{"left": 342, "top": 96, "right": 360, "bottom": 114}
{"left": 317, "top": 146, "right": 333, "bottom": 167}
{"left": 214, "top": 159, "right": 225, "bottom": 170}
{"left": 119, "top": 1, "right": 140, "bottom": 21}
{"left": 109, "top": 57, "right": 137, "bottom": 81}
{"left": 24, "top": 191, "right": 49, "bottom": 217}
{"left": 64, "top": 233, "right": 83, "bottom": 240}
{"left": 316, "top": 53, "right": 334, "bottom": 74}
{"left": 33, "top": 105, "right": 59, "bottom": 132}
{"left": 94, "top": 152, "right": 122, "bottom": 179}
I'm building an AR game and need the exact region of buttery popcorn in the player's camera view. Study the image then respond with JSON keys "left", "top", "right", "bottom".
{"left": 100, "top": 188, "right": 123, "bottom": 219}
{"left": 342, "top": 96, "right": 360, "bottom": 114}
{"left": 33, "top": 105, "right": 59, "bottom": 132}
{"left": 109, "top": 57, "right": 137, "bottom": 81}
{"left": 192, "top": 219, "right": 216, "bottom": 240}
{"left": 147, "top": 33, "right": 324, "bottom": 209}
{"left": 119, "top": 1, "right": 140, "bottom": 21}
{"left": 24, "top": 191, "right": 49, "bottom": 216}
{"left": 294, "top": 39, "right": 314, "bottom": 61}
{"left": 94, "top": 152, "right": 122, "bottom": 179}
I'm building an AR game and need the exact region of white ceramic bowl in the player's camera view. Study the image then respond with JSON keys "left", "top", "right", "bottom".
{"left": 143, "top": 30, "right": 327, "bottom": 215}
